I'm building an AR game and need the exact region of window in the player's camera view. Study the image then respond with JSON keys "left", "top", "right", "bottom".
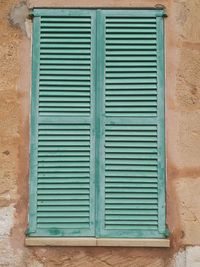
{"left": 28, "top": 9, "right": 166, "bottom": 239}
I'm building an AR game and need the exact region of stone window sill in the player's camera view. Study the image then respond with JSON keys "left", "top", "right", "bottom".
{"left": 25, "top": 238, "right": 170, "bottom": 247}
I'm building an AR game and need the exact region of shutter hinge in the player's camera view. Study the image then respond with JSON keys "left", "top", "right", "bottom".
{"left": 164, "top": 226, "right": 170, "bottom": 237}
{"left": 28, "top": 9, "right": 34, "bottom": 20}
{"left": 25, "top": 227, "right": 35, "bottom": 236}
{"left": 159, "top": 225, "right": 170, "bottom": 237}
{"left": 154, "top": 5, "right": 168, "bottom": 17}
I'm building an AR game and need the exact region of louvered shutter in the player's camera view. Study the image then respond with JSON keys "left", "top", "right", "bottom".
{"left": 97, "top": 10, "right": 166, "bottom": 238}
{"left": 29, "top": 10, "right": 96, "bottom": 236}
{"left": 29, "top": 9, "right": 166, "bottom": 239}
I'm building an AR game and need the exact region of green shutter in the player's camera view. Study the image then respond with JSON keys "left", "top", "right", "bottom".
{"left": 29, "top": 10, "right": 96, "bottom": 236}
{"left": 29, "top": 9, "right": 166, "bottom": 239}
{"left": 97, "top": 10, "right": 166, "bottom": 238}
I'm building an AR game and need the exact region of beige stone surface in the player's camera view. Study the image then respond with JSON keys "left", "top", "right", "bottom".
{"left": 0, "top": 238, "right": 23, "bottom": 267}
{"left": 173, "top": 111, "right": 200, "bottom": 172}
{"left": 168, "top": 250, "right": 186, "bottom": 267}
{"left": 31, "top": 248, "right": 167, "bottom": 267}
{"left": 176, "top": 50, "right": 200, "bottom": 111}
{"left": 175, "top": 0, "right": 200, "bottom": 42}
{"left": 25, "top": 237, "right": 170, "bottom": 247}
{"left": 0, "top": 205, "right": 15, "bottom": 236}
{"left": 25, "top": 259, "right": 44, "bottom": 267}
{"left": 186, "top": 246, "right": 200, "bottom": 267}
{"left": 175, "top": 178, "right": 200, "bottom": 245}
{"left": 28, "top": 0, "right": 170, "bottom": 8}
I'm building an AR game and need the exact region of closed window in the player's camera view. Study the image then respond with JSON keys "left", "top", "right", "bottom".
{"left": 28, "top": 9, "right": 166, "bottom": 238}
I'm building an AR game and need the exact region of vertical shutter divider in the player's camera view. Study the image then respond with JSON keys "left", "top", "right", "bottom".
{"left": 95, "top": 10, "right": 105, "bottom": 237}
{"left": 29, "top": 15, "right": 41, "bottom": 234}
{"left": 156, "top": 15, "right": 166, "bottom": 234}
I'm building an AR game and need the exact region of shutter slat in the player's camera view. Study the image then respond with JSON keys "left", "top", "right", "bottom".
{"left": 38, "top": 200, "right": 90, "bottom": 206}
{"left": 38, "top": 190, "right": 89, "bottom": 195}
{"left": 106, "top": 183, "right": 157, "bottom": 188}
{"left": 38, "top": 180, "right": 90, "bottom": 186}
{"left": 106, "top": 159, "right": 157, "bottom": 164}
{"left": 106, "top": 39, "right": 157, "bottom": 44}
{"left": 41, "top": 23, "right": 91, "bottom": 27}
{"left": 37, "top": 223, "right": 90, "bottom": 228}
{"left": 106, "top": 24, "right": 156, "bottom": 28}
{"left": 40, "top": 60, "right": 90, "bottom": 64}
{"left": 38, "top": 206, "right": 89, "bottom": 211}
{"left": 38, "top": 156, "right": 89, "bottom": 161}
{"left": 41, "top": 28, "right": 91, "bottom": 32}
{"left": 41, "top": 17, "right": 91, "bottom": 22}
{"left": 105, "top": 226, "right": 158, "bottom": 230}
{"left": 40, "top": 65, "right": 90, "bottom": 69}
{"left": 106, "top": 91, "right": 157, "bottom": 96}
{"left": 106, "top": 204, "right": 158, "bottom": 209}
{"left": 41, "top": 38, "right": 91, "bottom": 43}
{"left": 106, "top": 18, "right": 156, "bottom": 23}
{"left": 38, "top": 178, "right": 89, "bottom": 182}
{"left": 40, "top": 33, "right": 91, "bottom": 38}
{"left": 106, "top": 67, "right": 157, "bottom": 71}
{"left": 106, "top": 215, "right": 158, "bottom": 220}
{"left": 38, "top": 212, "right": 89, "bottom": 217}
{"left": 106, "top": 73, "right": 157, "bottom": 77}
{"left": 106, "top": 178, "right": 158, "bottom": 182}
{"left": 106, "top": 56, "right": 157, "bottom": 61}
{"left": 40, "top": 70, "right": 91, "bottom": 75}
{"left": 106, "top": 45, "right": 156, "bottom": 50}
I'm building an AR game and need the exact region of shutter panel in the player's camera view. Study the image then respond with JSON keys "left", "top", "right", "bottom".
{"left": 29, "top": 9, "right": 166, "bottom": 239}
{"left": 97, "top": 10, "right": 166, "bottom": 238}
{"left": 29, "top": 10, "right": 96, "bottom": 236}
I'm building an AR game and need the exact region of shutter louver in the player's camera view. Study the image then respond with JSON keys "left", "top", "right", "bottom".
{"left": 39, "top": 16, "right": 92, "bottom": 117}
{"left": 29, "top": 9, "right": 165, "bottom": 239}
{"left": 29, "top": 10, "right": 96, "bottom": 236}
{"left": 97, "top": 11, "right": 165, "bottom": 238}
{"left": 105, "top": 17, "right": 157, "bottom": 117}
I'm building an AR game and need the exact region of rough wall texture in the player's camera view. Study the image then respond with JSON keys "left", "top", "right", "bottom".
{"left": 1, "top": 0, "right": 200, "bottom": 266}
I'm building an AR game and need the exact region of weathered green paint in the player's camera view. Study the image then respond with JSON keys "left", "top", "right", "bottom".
{"left": 29, "top": 9, "right": 96, "bottom": 237}
{"left": 28, "top": 16, "right": 40, "bottom": 235}
{"left": 95, "top": 9, "right": 105, "bottom": 238}
{"left": 97, "top": 10, "right": 166, "bottom": 238}
{"left": 29, "top": 8, "right": 166, "bottom": 239}
{"left": 156, "top": 15, "right": 166, "bottom": 235}
{"left": 33, "top": 8, "right": 166, "bottom": 17}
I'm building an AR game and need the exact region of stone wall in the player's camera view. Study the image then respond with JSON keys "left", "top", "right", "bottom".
{"left": 1, "top": 0, "right": 200, "bottom": 266}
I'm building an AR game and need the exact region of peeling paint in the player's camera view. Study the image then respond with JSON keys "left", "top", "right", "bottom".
{"left": 0, "top": 205, "right": 15, "bottom": 237}
{"left": 168, "top": 250, "right": 186, "bottom": 267}
{"left": 9, "top": 1, "right": 29, "bottom": 34}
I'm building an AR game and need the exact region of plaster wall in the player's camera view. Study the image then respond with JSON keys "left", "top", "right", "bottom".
{"left": 1, "top": 0, "right": 200, "bottom": 266}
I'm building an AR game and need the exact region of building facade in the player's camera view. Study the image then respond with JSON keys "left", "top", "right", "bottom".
{"left": 1, "top": 0, "right": 200, "bottom": 266}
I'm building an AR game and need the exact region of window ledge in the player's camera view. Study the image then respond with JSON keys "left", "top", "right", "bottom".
{"left": 25, "top": 238, "right": 170, "bottom": 247}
